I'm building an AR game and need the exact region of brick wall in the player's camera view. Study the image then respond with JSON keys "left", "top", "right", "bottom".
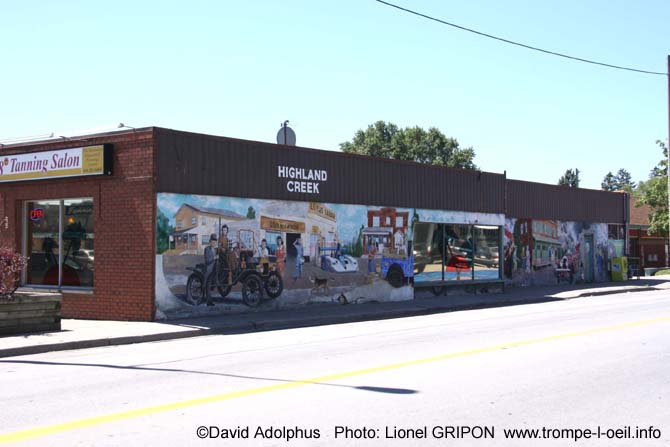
{"left": 0, "top": 129, "right": 156, "bottom": 321}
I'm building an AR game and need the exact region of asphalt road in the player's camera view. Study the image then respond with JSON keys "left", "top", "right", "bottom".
{"left": 1, "top": 290, "right": 669, "bottom": 447}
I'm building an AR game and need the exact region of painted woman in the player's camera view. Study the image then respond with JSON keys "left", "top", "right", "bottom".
{"left": 275, "top": 236, "right": 286, "bottom": 276}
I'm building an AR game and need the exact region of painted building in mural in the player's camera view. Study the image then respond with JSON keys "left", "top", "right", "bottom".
{"left": 502, "top": 218, "right": 623, "bottom": 286}
{"left": 156, "top": 194, "right": 420, "bottom": 318}
{"left": 0, "top": 127, "right": 630, "bottom": 321}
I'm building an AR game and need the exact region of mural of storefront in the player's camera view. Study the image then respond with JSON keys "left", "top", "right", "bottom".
{"left": 363, "top": 208, "right": 409, "bottom": 255}
{"left": 169, "top": 204, "right": 246, "bottom": 253}
{"left": 156, "top": 193, "right": 419, "bottom": 318}
{"left": 501, "top": 218, "right": 627, "bottom": 287}
{"left": 0, "top": 127, "right": 630, "bottom": 321}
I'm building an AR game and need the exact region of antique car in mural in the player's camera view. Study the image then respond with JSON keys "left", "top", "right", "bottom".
{"left": 185, "top": 229, "right": 283, "bottom": 306}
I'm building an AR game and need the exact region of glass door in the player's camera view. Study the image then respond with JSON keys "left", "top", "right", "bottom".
{"left": 26, "top": 201, "right": 61, "bottom": 286}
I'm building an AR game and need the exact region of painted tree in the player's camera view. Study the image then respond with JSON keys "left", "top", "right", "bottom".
{"left": 637, "top": 140, "right": 669, "bottom": 236}
{"left": 246, "top": 206, "right": 256, "bottom": 219}
{"left": 351, "top": 225, "right": 365, "bottom": 257}
{"left": 156, "top": 210, "right": 175, "bottom": 254}
{"left": 558, "top": 168, "right": 580, "bottom": 187}
{"left": 340, "top": 120, "right": 477, "bottom": 169}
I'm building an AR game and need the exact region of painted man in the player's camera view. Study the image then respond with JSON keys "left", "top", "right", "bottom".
{"left": 204, "top": 233, "right": 218, "bottom": 306}
{"left": 293, "top": 237, "right": 304, "bottom": 280}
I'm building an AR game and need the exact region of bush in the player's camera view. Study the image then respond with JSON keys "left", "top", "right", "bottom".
{"left": 0, "top": 248, "right": 28, "bottom": 299}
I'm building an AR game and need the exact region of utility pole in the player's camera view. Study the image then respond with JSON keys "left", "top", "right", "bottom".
{"left": 666, "top": 55, "right": 670, "bottom": 266}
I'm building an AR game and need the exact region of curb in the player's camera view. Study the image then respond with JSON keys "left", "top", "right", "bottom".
{"left": 0, "top": 329, "right": 208, "bottom": 358}
{"left": 0, "top": 297, "right": 562, "bottom": 358}
{"left": 0, "top": 285, "right": 662, "bottom": 358}
{"left": 570, "top": 286, "right": 660, "bottom": 299}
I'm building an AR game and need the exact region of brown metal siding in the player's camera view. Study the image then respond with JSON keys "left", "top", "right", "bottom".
{"left": 156, "top": 128, "right": 506, "bottom": 214}
{"left": 155, "top": 128, "right": 626, "bottom": 222}
{"left": 507, "top": 179, "right": 627, "bottom": 223}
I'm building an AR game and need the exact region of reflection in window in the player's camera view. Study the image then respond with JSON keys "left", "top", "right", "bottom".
{"left": 62, "top": 199, "right": 94, "bottom": 287}
{"left": 608, "top": 224, "right": 624, "bottom": 240}
{"left": 25, "top": 198, "right": 94, "bottom": 288}
{"left": 413, "top": 222, "right": 501, "bottom": 284}
{"left": 26, "top": 201, "right": 60, "bottom": 286}
{"left": 473, "top": 225, "right": 500, "bottom": 280}
{"left": 444, "top": 224, "right": 473, "bottom": 281}
{"left": 413, "top": 223, "right": 444, "bottom": 281}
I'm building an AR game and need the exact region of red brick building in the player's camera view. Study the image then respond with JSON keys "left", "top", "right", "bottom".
{"left": 629, "top": 197, "right": 668, "bottom": 268}
{"left": 0, "top": 127, "right": 630, "bottom": 321}
{"left": 0, "top": 128, "right": 156, "bottom": 320}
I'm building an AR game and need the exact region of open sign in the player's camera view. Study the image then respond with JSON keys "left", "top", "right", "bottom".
{"left": 30, "top": 208, "right": 44, "bottom": 221}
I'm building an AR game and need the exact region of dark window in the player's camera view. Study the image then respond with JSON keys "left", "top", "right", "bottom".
{"left": 25, "top": 198, "right": 94, "bottom": 288}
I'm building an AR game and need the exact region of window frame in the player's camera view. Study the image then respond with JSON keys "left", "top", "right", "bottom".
{"left": 22, "top": 198, "right": 95, "bottom": 291}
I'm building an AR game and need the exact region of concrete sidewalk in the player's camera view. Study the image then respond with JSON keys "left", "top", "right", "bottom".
{"left": 2, "top": 276, "right": 669, "bottom": 358}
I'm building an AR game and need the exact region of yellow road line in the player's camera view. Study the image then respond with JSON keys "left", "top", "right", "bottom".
{"left": 1, "top": 316, "right": 668, "bottom": 444}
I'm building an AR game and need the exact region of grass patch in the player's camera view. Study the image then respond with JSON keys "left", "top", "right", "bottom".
{"left": 653, "top": 269, "right": 670, "bottom": 276}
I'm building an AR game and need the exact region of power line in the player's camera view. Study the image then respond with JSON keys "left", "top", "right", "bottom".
{"left": 375, "top": 0, "right": 667, "bottom": 76}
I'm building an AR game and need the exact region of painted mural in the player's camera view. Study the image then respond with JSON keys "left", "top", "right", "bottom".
{"left": 503, "top": 218, "right": 618, "bottom": 286}
{"left": 156, "top": 193, "right": 421, "bottom": 318}
{"left": 155, "top": 193, "right": 507, "bottom": 318}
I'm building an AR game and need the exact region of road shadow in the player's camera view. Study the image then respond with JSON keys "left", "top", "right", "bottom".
{"left": 0, "top": 359, "right": 418, "bottom": 395}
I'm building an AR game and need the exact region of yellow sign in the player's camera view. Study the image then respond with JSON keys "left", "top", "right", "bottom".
{"left": 0, "top": 145, "right": 110, "bottom": 183}
{"left": 308, "top": 202, "right": 337, "bottom": 222}
{"left": 82, "top": 146, "right": 104, "bottom": 174}
{"left": 260, "top": 216, "right": 305, "bottom": 233}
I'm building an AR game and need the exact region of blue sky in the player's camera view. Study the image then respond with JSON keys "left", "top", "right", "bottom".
{"left": 2, "top": 0, "right": 668, "bottom": 189}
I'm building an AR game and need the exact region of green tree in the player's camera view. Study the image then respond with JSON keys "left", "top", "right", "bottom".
{"left": 601, "top": 172, "right": 616, "bottom": 191}
{"left": 637, "top": 140, "right": 669, "bottom": 236}
{"left": 558, "top": 168, "right": 580, "bottom": 187}
{"left": 156, "top": 210, "right": 175, "bottom": 254}
{"left": 614, "top": 168, "right": 636, "bottom": 192}
{"left": 602, "top": 169, "right": 636, "bottom": 192}
{"left": 340, "top": 120, "right": 477, "bottom": 169}
{"left": 246, "top": 206, "right": 256, "bottom": 219}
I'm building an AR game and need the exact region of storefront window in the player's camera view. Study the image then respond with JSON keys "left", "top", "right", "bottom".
{"left": 25, "top": 198, "right": 94, "bottom": 288}
{"left": 265, "top": 231, "right": 281, "bottom": 255}
{"left": 473, "top": 225, "right": 501, "bottom": 280}
{"left": 608, "top": 224, "right": 625, "bottom": 240}
{"left": 413, "top": 222, "right": 445, "bottom": 281}
{"left": 444, "top": 224, "right": 473, "bottom": 281}
{"left": 26, "top": 201, "right": 60, "bottom": 286}
{"left": 413, "top": 222, "right": 501, "bottom": 284}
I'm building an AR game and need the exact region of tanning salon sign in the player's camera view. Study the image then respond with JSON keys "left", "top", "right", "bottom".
{"left": 0, "top": 144, "right": 112, "bottom": 183}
